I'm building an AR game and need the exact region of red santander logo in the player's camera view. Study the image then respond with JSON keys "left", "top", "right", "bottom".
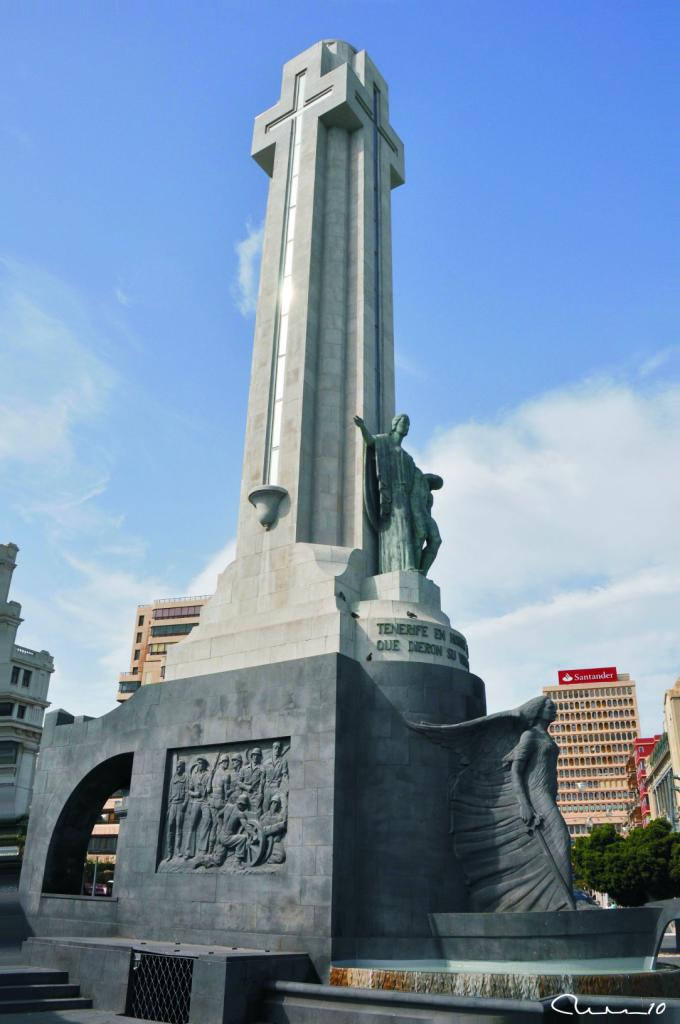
{"left": 558, "top": 667, "right": 618, "bottom": 685}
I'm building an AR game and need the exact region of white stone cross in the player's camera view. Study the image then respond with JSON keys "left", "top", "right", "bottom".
{"left": 239, "top": 40, "right": 405, "bottom": 562}
{"left": 263, "top": 73, "right": 332, "bottom": 136}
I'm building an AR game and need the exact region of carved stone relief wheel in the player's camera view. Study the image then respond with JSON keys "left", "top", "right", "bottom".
{"left": 243, "top": 819, "right": 266, "bottom": 867}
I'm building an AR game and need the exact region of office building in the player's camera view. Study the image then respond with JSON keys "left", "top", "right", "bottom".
{"left": 543, "top": 666, "right": 641, "bottom": 837}
{"left": 0, "top": 543, "right": 54, "bottom": 825}
{"left": 116, "top": 595, "right": 210, "bottom": 702}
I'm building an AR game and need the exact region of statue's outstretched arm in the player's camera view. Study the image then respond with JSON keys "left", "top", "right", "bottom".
{"left": 353, "top": 414, "right": 375, "bottom": 447}
{"left": 505, "top": 730, "right": 541, "bottom": 831}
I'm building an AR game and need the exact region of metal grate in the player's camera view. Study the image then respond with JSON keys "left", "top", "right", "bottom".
{"left": 126, "top": 950, "right": 193, "bottom": 1024}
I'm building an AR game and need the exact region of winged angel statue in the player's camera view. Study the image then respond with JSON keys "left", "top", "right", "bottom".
{"left": 410, "top": 696, "right": 576, "bottom": 912}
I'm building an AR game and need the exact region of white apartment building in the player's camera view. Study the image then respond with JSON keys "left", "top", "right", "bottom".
{"left": 0, "top": 543, "right": 53, "bottom": 824}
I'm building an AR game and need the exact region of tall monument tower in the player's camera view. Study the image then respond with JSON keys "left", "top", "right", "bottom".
{"left": 166, "top": 41, "right": 459, "bottom": 682}
{"left": 243, "top": 39, "right": 403, "bottom": 557}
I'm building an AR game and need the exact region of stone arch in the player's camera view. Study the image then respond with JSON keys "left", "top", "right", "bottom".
{"left": 42, "top": 752, "right": 134, "bottom": 894}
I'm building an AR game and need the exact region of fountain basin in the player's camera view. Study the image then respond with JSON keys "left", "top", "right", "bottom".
{"left": 330, "top": 960, "right": 680, "bottom": 1001}
{"left": 331, "top": 902, "right": 680, "bottom": 1001}
{"left": 429, "top": 903, "right": 680, "bottom": 964}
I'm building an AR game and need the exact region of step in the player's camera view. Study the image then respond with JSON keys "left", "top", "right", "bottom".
{"left": 0, "top": 983, "right": 81, "bottom": 1001}
{"left": 0, "top": 996, "right": 93, "bottom": 1014}
{"left": 0, "top": 970, "right": 69, "bottom": 987}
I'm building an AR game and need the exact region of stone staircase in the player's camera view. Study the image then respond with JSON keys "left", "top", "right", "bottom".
{"left": 0, "top": 966, "right": 93, "bottom": 1014}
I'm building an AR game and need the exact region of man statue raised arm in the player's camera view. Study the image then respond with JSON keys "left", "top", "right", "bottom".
{"left": 354, "top": 413, "right": 443, "bottom": 577}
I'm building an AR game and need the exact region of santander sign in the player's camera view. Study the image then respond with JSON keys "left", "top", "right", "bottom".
{"left": 558, "top": 667, "right": 618, "bottom": 685}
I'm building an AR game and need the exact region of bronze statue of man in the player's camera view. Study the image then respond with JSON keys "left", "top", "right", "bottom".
{"left": 354, "top": 412, "right": 442, "bottom": 576}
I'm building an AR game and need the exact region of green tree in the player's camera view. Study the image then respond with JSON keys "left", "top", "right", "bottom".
{"left": 572, "top": 823, "right": 621, "bottom": 894}
{"left": 572, "top": 819, "right": 680, "bottom": 906}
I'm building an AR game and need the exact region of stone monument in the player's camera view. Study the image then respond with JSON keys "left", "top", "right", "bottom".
{"left": 19, "top": 40, "right": 485, "bottom": 978}
{"left": 15, "top": 41, "right": 680, "bottom": 1018}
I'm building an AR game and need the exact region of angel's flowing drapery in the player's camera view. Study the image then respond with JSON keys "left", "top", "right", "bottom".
{"left": 410, "top": 698, "right": 575, "bottom": 913}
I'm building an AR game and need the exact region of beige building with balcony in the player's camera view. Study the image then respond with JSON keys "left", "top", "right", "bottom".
{"left": 543, "top": 669, "right": 641, "bottom": 837}
{"left": 116, "top": 595, "right": 210, "bottom": 702}
{"left": 0, "top": 543, "right": 54, "bottom": 825}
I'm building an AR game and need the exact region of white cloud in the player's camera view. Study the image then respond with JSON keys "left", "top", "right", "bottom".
{"left": 186, "top": 539, "right": 236, "bottom": 596}
{"left": 0, "top": 258, "right": 125, "bottom": 551}
{"left": 419, "top": 378, "right": 680, "bottom": 735}
{"left": 234, "top": 222, "right": 263, "bottom": 316}
{"left": 0, "top": 264, "right": 115, "bottom": 466}
{"left": 0, "top": 259, "right": 164, "bottom": 716}
{"left": 639, "top": 348, "right": 676, "bottom": 378}
{"left": 395, "top": 348, "right": 431, "bottom": 383}
{"left": 46, "top": 552, "right": 172, "bottom": 716}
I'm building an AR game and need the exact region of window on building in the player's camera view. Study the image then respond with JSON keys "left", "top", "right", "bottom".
{"left": 22, "top": 669, "right": 32, "bottom": 687}
{"left": 150, "top": 623, "right": 196, "bottom": 637}
{"left": 153, "top": 605, "right": 203, "bottom": 620}
{"left": 87, "top": 835, "right": 118, "bottom": 855}
{"left": 148, "top": 644, "right": 168, "bottom": 655}
{"left": 138, "top": 615, "right": 145, "bottom": 626}
{"left": 160, "top": 666, "right": 166, "bottom": 679}
{"left": 136, "top": 632, "right": 142, "bottom": 643}
{"left": 132, "top": 667, "right": 138, "bottom": 676}
{"left": 134, "top": 649, "right": 140, "bottom": 661}
{"left": 0, "top": 741, "right": 18, "bottom": 766}
{"left": 10, "top": 666, "right": 20, "bottom": 686}
{"left": 16, "top": 705, "right": 26, "bottom": 720}
{"left": 0, "top": 703, "right": 14, "bottom": 717}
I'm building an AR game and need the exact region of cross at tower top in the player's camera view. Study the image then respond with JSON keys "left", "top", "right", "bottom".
{"left": 240, "top": 39, "right": 404, "bottom": 565}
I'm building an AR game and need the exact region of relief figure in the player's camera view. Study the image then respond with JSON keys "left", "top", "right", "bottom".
{"left": 196, "top": 794, "right": 252, "bottom": 867}
{"left": 183, "top": 757, "right": 211, "bottom": 859}
{"left": 409, "top": 696, "right": 575, "bottom": 912}
{"left": 263, "top": 740, "right": 289, "bottom": 812}
{"left": 164, "top": 759, "right": 187, "bottom": 860}
{"left": 261, "top": 793, "right": 286, "bottom": 864}
{"left": 207, "top": 754, "right": 231, "bottom": 853}
{"left": 240, "top": 747, "right": 265, "bottom": 815}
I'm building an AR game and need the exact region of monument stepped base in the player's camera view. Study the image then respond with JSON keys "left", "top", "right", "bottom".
{"left": 165, "top": 546, "right": 472, "bottom": 681}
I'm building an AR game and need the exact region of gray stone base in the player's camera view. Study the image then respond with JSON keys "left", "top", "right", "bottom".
{"left": 22, "top": 936, "right": 314, "bottom": 1024}
{"left": 20, "top": 653, "right": 485, "bottom": 979}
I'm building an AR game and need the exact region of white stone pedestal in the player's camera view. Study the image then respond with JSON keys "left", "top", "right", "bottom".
{"left": 164, "top": 546, "right": 470, "bottom": 681}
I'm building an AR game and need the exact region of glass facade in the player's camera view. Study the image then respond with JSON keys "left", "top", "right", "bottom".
{"left": 153, "top": 605, "right": 203, "bottom": 620}
{"left": 150, "top": 623, "right": 196, "bottom": 638}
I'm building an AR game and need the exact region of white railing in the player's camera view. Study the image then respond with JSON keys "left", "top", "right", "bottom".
{"left": 14, "top": 645, "right": 39, "bottom": 658}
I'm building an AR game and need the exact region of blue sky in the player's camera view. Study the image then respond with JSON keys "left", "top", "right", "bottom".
{"left": 1, "top": 2, "right": 679, "bottom": 731}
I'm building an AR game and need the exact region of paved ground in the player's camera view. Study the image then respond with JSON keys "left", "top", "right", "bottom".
{"left": 0, "top": 1014, "right": 147, "bottom": 1024}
